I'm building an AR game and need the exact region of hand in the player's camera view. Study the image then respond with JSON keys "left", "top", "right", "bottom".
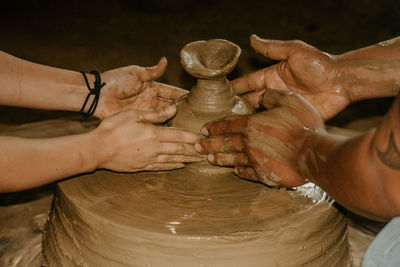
{"left": 197, "top": 89, "right": 325, "bottom": 187}
{"left": 95, "top": 58, "right": 188, "bottom": 119}
{"left": 232, "top": 35, "right": 350, "bottom": 120}
{"left": 94, "top": 105, "right": 203, "bottom": 172}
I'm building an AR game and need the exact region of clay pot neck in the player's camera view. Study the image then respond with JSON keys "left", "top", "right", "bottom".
{"left": 187, "top": 78, "right": 235, "bottom": 115}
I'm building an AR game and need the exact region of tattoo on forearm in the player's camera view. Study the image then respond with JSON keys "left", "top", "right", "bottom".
{"left": 377, "top": 131, "right": 400, "bottom": 170}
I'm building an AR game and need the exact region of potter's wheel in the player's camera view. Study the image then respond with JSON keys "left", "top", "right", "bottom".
{"left": 42, "top": 39, "right": 351, "bottom": 266}
{"left": 43, "top": 169, "right": 349, "bottom": 266}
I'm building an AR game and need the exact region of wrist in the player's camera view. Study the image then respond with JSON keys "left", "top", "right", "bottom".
{"left": 93, "top": 78, "right": 108, "bottom": 120}
{"left": 297, "top": 129, "right": 321, "bottom": 183}
{"left": 89, "top": 121, "right": 115, "bottom": 169}
{"left": 57, "top": 71, "right": 96, "bottom": 113}
{"left": 78, "top": 71, "right": 106, "bottom": 118}
{"left": 334, "top": 54, "right": 400, "bottom": 102}
{"left": 330, "top": 55, "right": 354, "bottom": 103}
{"left": 297, "top": 129, "right": 347, "bottom": 184}
{"left": 77, "top": 131, "right": 102, "bottom": 173}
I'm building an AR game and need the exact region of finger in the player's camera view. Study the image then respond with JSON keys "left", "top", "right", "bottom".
{"left": 198, "top": 134, "right": 245, "bottom": 154}
{"left": 137, "top": 105, "right": 177, "bottom": 123}
{"left": 234, "top": 167, "right": 259, "bottom": 182}
{"left": 231, "top": 67, "right": 278, "bottom": 95}
{"left": 201, "top": 116, "right": 248, "bottom": 137}
{"left": 241, "top": 89, "right": 267, "bottom": 109}
{"left": 157, "top": 155, "right": 204, "bottom": 163}
{"left": 154, "top": 82, "right": 189, "bottom": 99}
{"left": 157, "top": 98, "right": 172, "bottom": 107}
{"left": 261, "top": 88, "right": 310, "bottom": 111}
{"left": 159, "top": 142, "right": 199, "bottom": 156}
{"left": 250, "top": 34, "right": 304, "bottom": 60}
{"left": 158, "top": 127, "right": 200, "bottom": 144}
{"left": 253, "top": 166, "right": 280, "bottom": 187}
{"left": 144, "top": 163, "right": 184, "bottom": 171}
{"left": 145, "top": 57, "right": 168, "bottom": 80}
{"left": 207, "top": 153, "right": 248, "bottom": 166}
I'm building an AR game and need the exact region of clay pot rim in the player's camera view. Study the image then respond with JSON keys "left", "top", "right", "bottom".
{"left": 180, "top": 39, "right": 241, "bottom": 79}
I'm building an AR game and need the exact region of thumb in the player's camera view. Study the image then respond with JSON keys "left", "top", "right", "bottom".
{"left": 261, "top": 88, "right": 300, "bottom": 109}
{"left": 262, "top": 88, "right": 319, "bottom": 116}
{"left": 241, "top": 89, "right": 267, "bottom": 109}
{"left": 250, "top": 34, "right": 301, "bottom": 61}
{"left": 144, "top": 57, "right": 168, "bottom": 81}
{"left": 137, "top": 104, "right": 177, "bottom": 123}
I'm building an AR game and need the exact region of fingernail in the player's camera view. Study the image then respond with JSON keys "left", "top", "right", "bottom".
{"left": 201, "top": 127, "right": 209, "bottom": 136}
{"left": 207, "top": 154, "right": 214, "bottom": 163}
{"left": 159, "top": 56, "right": 167, "bottom": 65}
{"left": 194, "top": 143, "right": 203, "bottom": 153}
{"left": 251, "top": 34, "right": 262, "bottom": 42}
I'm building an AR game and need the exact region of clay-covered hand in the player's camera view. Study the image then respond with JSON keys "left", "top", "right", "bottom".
{"left": 93, "top": 105, "right": 203, "bottom": 172}
{"left": 197, "top": 88, "right": 325, "bottom": 187}
{"left": 95, "top": 58, "right": 187, "bottom": 119}
{"left": 232, "top": 35, "right": 349, "bottom": 120}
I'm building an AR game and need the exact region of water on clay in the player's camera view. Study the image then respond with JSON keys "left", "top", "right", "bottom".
{"left": 41, "top": 39, "right": 351, "bottom": 266}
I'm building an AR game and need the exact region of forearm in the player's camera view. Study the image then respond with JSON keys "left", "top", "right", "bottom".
{"left": 300, "top": 131, "right": 392, "bottom": 220}
{"left": 339, "top": 37, "right": 400, "bottom": 61}
{"left": 0, "top": 132, "right": 98, "bottom": 192}
{"left": 334, "top": 37, "right": 400, "bottom": 102}
{"left": 0, "top": 51, "right": 91, "bottom": 113}
{"left": 299, "top": 95, "right": 400, "bottom": 220}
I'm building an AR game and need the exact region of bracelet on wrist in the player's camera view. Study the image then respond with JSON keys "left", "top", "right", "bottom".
{"left": 79, "top": 70, "right": 105, "bottom": 117}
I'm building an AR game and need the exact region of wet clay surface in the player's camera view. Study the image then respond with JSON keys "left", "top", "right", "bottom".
{"left": 180, "top": 39, "right": 241, "bottom": 79}
{"left": 43, "top": 170, "right": 349, "bottom": 267}
{"left": 0, "top": 193, "right": 52, "bottom": 267}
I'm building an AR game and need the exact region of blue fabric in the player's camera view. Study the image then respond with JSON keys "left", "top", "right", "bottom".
{"left": 362, "top": 217, "right": 400, "bottom": 267}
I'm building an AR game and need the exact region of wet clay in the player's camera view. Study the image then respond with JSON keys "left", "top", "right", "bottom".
{"left": 171, "top": 39, "right": 253, "bottom": 131}
{"left": 42, "top": 40, "right": 351, "bottom": 266}
{"left": 43, "top": 170, "right": 350, "bottom": 266}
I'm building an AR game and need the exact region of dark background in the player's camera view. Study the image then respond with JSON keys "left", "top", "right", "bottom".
{"left": 0, "top": 0, "right": 399, "bottom": 125}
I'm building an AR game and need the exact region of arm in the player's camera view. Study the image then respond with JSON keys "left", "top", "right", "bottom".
{"left": 198, "top": 89, "right": 400, "bottom": 220}
{"left": 0, "top": 132, "right": 97, "bottom": 191}
{"left": 232, "top": 35, "right": 400, "bottom": 120}
{"left": 0, "top": 51, "right": 88, "bottom": 113}
{"left": 335, "top": 37, "right": 400, "bottom": 102}
{"left": 0, "top": 106, "right": 202, "bottom": 193}
{"left": 0, "top": 51, "right": 187, "bottom": 119}
{"left": 299, "top": 93, "right": 400, "bottom": 220}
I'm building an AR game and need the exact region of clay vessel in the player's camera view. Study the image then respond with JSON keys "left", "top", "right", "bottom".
{"left": 170, "top": 39, "right": 253, "bottom": 133}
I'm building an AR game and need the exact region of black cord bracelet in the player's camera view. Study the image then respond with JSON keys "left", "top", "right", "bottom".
{"left": 79, "top": 70, "right": 106, "bottom": 117}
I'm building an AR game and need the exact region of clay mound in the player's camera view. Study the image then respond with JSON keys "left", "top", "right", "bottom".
{"left": 42, "top": 169, "right": 350, "bottom": 266}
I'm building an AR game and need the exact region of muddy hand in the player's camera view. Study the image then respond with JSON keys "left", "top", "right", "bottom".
{"left": 231, "top": 35, "right": 349, "bottom": 120}
{"left": 95, "top": 105, "right": 203, "bottom": 172}
{"left": 95, "top": 57, "right": 188, "bottom": 119}
{"left": 196, "top": 88, "right": 326, "bottom": 187}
